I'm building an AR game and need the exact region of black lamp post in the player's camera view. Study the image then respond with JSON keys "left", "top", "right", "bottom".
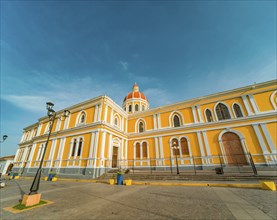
{"left": 0, "top": 135, "right": 8, "bottom": 143}
{"left": 29, "top": 102, "right": 70, "bottom": 195}
{"left": 172, "top": 140, "right": 180, "bottom": 175}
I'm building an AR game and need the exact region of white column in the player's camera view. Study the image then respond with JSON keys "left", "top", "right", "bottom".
{"left": 157, "top": 114, "right": 161, "bottom": 129}
{"left": 125, "top": 118, "right": 128, "bottom": 133}
{"left": 197, "top": 131, "right": 206, "bottom": 164}
{"left": 63, "top": 114, "right": 71, "bottom": 129}
{"left": 55, "top": 119, "right": 61, "bottom": 132}
{"left": 133, "top": 143, "right": 136, "bottom": 161}
{"left": 119, "top": 139, "right": 124, "bottom": 168}
{"left": 104, "top": 104, "right": 108, "bottom": 122}
{"left": 37, "top": 123, "right": 42, "bottom": 136}
{"left": 94, "top": 104, "right": 99, "bottom": 122}
{"left": 100, "top": 131, "right": 106, "bottom": 159}
{"left": 27, "top": 144, "right": 36, "bottom": 168}
{"left": 36, "top": 145, "right": 42, "bottom": 161}
{"left": 92, "top": 131, "right": 99, "bottom": 158}
{"left": 154, "top": 137, "right": 159, "bottom": 160}
{"left": 23, "top": 147, "right": 29, "bottom": 162}
{"left": 252, "top": 124, "right": 270, "bottom": 164}
{"left": 248, "top": 94, "right": 259, "bottom": 114}
{"left": 49, "top": 139, "right": 57, "bottom": 167}
{"left": 88, "top": 132, "right": 95, "bottom": 158}
{"left": 140, "top": 142, "right": 143, "bottom": 166}
{"left": 58, "top": 138, "right": 66, "bottom": 168}
{"left": 196, "top": 105, "right": 204, "bottom": 123}
{"left": 121, "top": 117, "right": 124, "bottom": 131}
{"left": 192, "top": 106, "right": 198, "bottom": 123}
{"left": 92, "top": 131, "right": 100, "bottom": 172}
{"left": 241, "top": 95, "right": 253, "bottom": 116}
{"left": 125, "top": 139, "right": 128, "bottom": 161}
{"left": 110, "top": 109, "right": 114, "bottom": 125}
{"left": 202, "top": 131, "right": 212, "bottom": 164}
{"left": 158, "top": 137, "right": 164, "bottom": 165}
{"left": 153, "top": 114, "right": 157, "bottom": 129}
{"left": 98, "top": 104, "right": 102, "bottom": 121}
{"left": 48, "top": 139, "right": 56, "bottom": 160}
{"left": 260, "top": 123, "right": 276, "bottom": 153}
{"left": 108, "top": 133, "right": 112, "bottom": 160}
{"left": 252, "top": 124, "right": 269, "bottom": 153}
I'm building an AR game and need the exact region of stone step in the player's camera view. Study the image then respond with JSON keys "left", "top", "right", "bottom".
{"left": 97, "top": 173, "right": 277, "bottom": 181}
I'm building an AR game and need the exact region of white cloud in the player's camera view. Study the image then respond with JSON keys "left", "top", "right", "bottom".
{"left": 2, "top": 95, "right": 47, "bottom": 112}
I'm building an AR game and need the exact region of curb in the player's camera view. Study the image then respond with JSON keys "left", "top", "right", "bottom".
{"left": 132, "top": 181, "right": 261, "bottom": 189}
{"left": 18, "top": 176, "right": 276, "bottom": 190}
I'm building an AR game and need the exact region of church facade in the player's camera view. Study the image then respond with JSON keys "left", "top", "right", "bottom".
{"left": 13, "top": 80, "right": 277, "bottom": 178}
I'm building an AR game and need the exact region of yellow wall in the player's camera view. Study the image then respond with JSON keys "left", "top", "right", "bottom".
{"left": 180, "top": 108, "right": 194, "bottom": 124}
{"left": 160, "top": 112, "right": 170, "bottom": 127}
{"left": 254, "top": 90, "right": 275, "bottom": 112}
{"left": 266, "top": 122, "right": 277, "bottom": 152}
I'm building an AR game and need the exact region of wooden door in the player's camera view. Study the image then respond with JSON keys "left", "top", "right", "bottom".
{"left": 112, "top": 146, "right": 118, "bottom": 168}
{"left": 222, "top": 132, "right": 247, "bottom": 165}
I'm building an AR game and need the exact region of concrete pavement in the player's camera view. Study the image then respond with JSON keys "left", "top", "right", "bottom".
{"left": 1, "top": 179, "right": 276, "bottom": 219}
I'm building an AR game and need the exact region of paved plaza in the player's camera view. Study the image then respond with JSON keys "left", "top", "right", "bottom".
{"left": 1, "top": 179, "right": 276, "bottom": 219}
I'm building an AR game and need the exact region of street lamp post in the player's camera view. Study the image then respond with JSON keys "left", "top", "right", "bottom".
{"left": 0, "top": 135, "right": 8, "bottom": 143}
{"left": 172, "top": 140, "right": 180, "bottom": 175}
{"left": 28, "top": 102, "right": 69, "bottom": 195}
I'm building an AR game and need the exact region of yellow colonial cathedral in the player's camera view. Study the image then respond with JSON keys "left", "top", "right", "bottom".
{"left": 13, "top": 80, "right": 277, "bottom": 178}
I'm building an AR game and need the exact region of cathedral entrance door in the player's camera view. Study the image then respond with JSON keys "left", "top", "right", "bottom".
{"left": 222, "top": 132, "right": 247, "bottom": 165}
{"left": 112, "top": 146, "right": 118, "bottom": 168}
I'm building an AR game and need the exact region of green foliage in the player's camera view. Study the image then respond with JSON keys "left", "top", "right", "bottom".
{"left": 13, "top": 200, "right": 47, "bottom": 210}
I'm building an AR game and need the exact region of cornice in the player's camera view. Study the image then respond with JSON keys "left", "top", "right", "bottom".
{"left": 38, "top": 96, "right": 104, "bottom": 121}
{"left": 30, "top": 120, "right": 128, "bottom": 143}
{"left": 23, "top": 122, "right": 39, "bottom": 131}
{"left": 105, "top": 96, "right": 128, "bottom": 117}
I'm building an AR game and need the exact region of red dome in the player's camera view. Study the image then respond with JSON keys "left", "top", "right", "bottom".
{"left": 123, "top": 83, "right": 148, "bottom": 102}
{"left": 123, "top": 91, "right": 148, "bottom": 102}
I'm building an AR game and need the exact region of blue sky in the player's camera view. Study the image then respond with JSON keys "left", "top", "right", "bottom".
{"left": 1, "top": 1, "right": 276, "bottom": 157}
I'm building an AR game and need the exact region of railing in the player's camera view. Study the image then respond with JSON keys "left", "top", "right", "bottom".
{"left": 14, "top": 152, "right": 277, "bottom": 176}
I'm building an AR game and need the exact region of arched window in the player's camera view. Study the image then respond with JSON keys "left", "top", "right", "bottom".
{"left": 180, "top": 138, "right": 189, "bottom": 155}
{"left": 129, "top": 105, "right": 132, "bottom": 112}
{"left": 77, "top": 138, "right": 83, "bottom": 156}
{"left": 114, "top": 117, "right": 118, "bottom": 126}
{"left": 172, "top": 138, "right": 180, "bottom": 155}
{"left": 142, "top": 142, "right": 147, "bottom": 158}
{"left": 205, "top": 109, "right": 213, "bottom": 122}
{"left": 135, "top": 104, "right": 139, "bottom": 111}
{"left": 216, "top": 103, "right": 231, "bottom": 120}
{"left": 233, "top": 104, "right": 243, "bottom": 118}
{"left": 80, "top": 114, "right": 85, "bottom": 123}
{"left": 72, "top": 139, "right": 77, "bottom": 156}
{"left": 136, "top": 143, "right": 140, "bottom": 158}
{"left": 139, "top": 121, "right": 144, "bottom": 132}
{"left": 142, "top": 105, "right": 145, "bottom": 111}
{"left": 173, "top": 115, "right": 181, "bottom": 127}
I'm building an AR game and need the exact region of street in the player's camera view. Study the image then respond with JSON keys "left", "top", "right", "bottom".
{"left": 1, "top": 179, "right": 276, "bottom": 219}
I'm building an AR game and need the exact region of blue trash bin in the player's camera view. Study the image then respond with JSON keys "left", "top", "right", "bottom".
{"left": 48, "top": 173, "right": 55, "bottom": 181}
{"left": 12, "top": 172, "right": 19, "bottom": 179}
{"left": 117, "top": 174, "right": 124, "bottom": 185}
